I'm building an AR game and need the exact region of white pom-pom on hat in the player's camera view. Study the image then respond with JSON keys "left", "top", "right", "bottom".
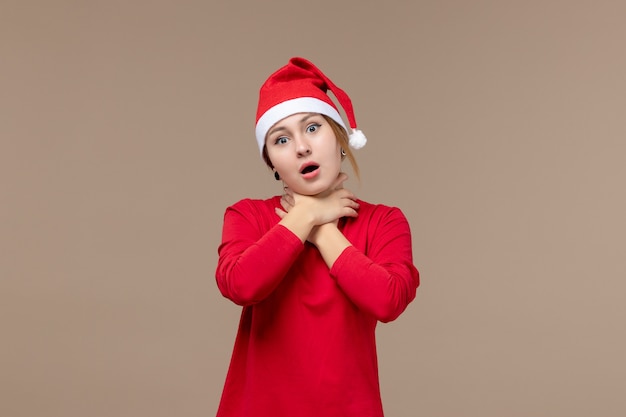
{"left": 349, "top": 129, "right": 367, "bottom": 149}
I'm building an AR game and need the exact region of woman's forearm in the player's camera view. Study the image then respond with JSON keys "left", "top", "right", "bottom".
{"left": 309, "top": 223, "right": 352, "bottom": 268}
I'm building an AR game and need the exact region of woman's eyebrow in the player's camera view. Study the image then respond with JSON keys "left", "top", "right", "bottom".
{"left": 299, "top": 113, "right": 317, "bottom": 123}
{"left": 267, "top": 113, "right": 318, "bottom": 137}
{"left": 267, "top": 125, "right": 287, "bottom": 137}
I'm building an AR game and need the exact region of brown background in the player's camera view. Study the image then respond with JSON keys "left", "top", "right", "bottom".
{"left": 2, "top": 1, "right": 625, "bottom": 416}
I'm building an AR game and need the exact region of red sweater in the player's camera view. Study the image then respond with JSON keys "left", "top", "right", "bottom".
{"left": 215, "top": 196, "right": 419, "bottom": 417}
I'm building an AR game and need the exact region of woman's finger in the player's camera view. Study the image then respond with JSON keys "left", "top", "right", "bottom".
{"left": 275, "top": 207, "right": 287, "bottom": 219}
{"left": 336, "top": 188, "right": 357, "bottom": 202}
{"left": 342, "top": 207, "right": 359, "bottom": 218}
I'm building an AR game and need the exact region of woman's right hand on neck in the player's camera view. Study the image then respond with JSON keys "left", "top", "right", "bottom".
{"left": 275, "top": 173, "right": 359, "bottom": 243}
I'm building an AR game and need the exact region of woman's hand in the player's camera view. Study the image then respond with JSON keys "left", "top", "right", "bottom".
{"left": 275, "top": 172, "right": 357, "bottom": 264}
{"left": 275, "top": 172, "right": 359, "bottom": 226}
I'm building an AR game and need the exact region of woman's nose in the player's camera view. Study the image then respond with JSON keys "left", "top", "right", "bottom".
{"left": 295, "top": 137, "right": 311, "bottom": 156}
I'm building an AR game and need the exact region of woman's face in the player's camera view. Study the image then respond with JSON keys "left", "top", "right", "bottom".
{"left": 265, "top": 112, "right": 343, "bottom": 196}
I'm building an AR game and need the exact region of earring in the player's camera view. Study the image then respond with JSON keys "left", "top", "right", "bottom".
{"left": 341, "top": 148, "right": 346, "bottom": 156}
{"left": 274, "top": 171, "right": 280, "bottom": 181}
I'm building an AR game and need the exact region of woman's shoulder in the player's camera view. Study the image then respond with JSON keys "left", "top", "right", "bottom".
{"left": 344, "top": 199, "right": 413, "bottom": 245}
{"left": 225, "top": 195, "right": 281, "bottom": 216}
{"left": 356, "top": 198, "right": 408, "bottom": 220}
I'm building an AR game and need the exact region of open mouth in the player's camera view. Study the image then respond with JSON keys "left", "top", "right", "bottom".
{"left": 300, "top": 164, "right": 319, "bottom": 175}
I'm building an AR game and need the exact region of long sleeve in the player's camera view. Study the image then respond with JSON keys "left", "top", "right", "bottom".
{"left": 216, "top": 198, "right": 304, "bottom": 305}
{"left": 330, "top": 206, "right": 419, "bottom": 322}
{"left": 215, "top": 199, "right": 417, "bottom": 417}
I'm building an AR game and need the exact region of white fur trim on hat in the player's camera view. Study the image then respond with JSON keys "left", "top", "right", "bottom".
{"left": 255, "top": 97, "right": 347, "bottom": 154}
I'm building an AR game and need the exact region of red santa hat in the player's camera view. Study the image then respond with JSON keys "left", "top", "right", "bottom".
{"left": 255, "top": 57, "right": 367, "bottom": 155}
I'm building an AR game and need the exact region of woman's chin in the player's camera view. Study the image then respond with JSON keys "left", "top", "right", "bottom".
{"left": 291, "top": 183, "right": 329, "bottom": 197}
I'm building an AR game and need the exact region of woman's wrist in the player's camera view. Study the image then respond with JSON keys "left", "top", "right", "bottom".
{"left": 278, "top": 204, "right": 316, "bottom": 243}
{"left": 308, "top": 223, "right": 351, "bottom": 268}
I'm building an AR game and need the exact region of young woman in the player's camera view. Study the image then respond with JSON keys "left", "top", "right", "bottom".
{"left": 215, "top": 57, "right": 420, "bottom": 417}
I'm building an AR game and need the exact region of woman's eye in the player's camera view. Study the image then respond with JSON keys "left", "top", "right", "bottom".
{"left": 275, "top": 136, "right": 288, "bottom": 145}
{"left": 306, "top": 123, "right": 321, "bottom": 133}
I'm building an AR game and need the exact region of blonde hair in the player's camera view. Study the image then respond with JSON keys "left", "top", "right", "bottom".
{"left": 261, "top": 115, "right": 361, "bottom": 180}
